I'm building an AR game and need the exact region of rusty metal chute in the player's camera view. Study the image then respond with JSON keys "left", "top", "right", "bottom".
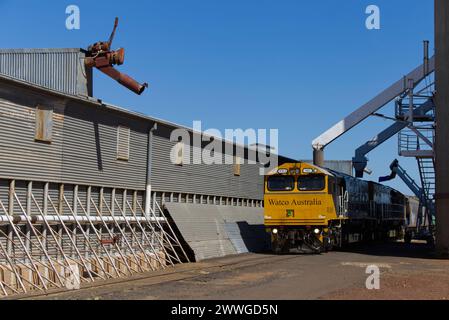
{"left": 84, "top": 17, "right": 148, "bottom": 95}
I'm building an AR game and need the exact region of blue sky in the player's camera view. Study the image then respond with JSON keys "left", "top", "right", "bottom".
{"left": 0, "top": 0, "right": 435, "bottom": 194}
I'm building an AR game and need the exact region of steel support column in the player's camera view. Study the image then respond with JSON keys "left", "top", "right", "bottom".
{"left": 435, "top": 0, "right": 449, "bottom": 256}
{"left": 313, "top": 148, "right": 324, "bottom": 167}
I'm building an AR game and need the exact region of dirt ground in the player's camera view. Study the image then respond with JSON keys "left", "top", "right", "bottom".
{"left": 20, "top": 242, "right": 449, "bottom": 300}
{"left": 324, "top": 272, "right": 449, "bottom": 300}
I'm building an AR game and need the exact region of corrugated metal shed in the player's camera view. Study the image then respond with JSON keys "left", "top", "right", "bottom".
{"left": 151, "top": 134, "right": 266, "bottom": 200}
{"left": 0, "top": 78, "right": 150, "bottom": 190}
{"left": 0, "top": 48, "right": 92, "bottom": 96}
{"left": 0, "top": 71, "right": 295, "bottom": 203}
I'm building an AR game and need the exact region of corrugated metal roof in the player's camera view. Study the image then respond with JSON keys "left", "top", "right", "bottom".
{"left": 0, "top": 48, "right": 91, "bottom": 96}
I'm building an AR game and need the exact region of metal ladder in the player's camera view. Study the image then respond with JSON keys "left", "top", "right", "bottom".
{"left": 395, "top": 77, "right": 436, "bottom": 227}
{"left": 417, "top": 157, "right": 436, "bottom": 225}
{"left": 418, "top": 157, "right": 435, "bottom": 201}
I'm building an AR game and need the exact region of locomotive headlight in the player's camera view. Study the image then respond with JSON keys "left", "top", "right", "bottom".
{"left": 272, "top": 228, "right": 279, "bottom": 235}
{"left": 314, "top": 228, "right": 321, "bottom": 235}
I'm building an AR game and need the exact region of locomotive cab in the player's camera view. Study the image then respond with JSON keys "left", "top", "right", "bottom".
{"left": 264, "top": 163, "right": 340, "bottom": 253}
{"left": 264, "top": 162, "right": 407, "bottom": 254}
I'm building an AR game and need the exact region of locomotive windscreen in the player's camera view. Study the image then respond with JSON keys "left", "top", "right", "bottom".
{"left": 298, "top": 175, "right": 325, "bottom": 191}
{"left": 267, "top": 176, "right": 295, "bottom": 191}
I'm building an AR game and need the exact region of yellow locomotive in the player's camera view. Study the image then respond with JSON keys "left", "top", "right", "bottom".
{"left": 264, "top": 162, "right": 406, "bottom": 253}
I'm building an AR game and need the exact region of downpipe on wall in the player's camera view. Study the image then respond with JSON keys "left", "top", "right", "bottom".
{"left": 145, "top": 123, "right": 158, "bottom": 215}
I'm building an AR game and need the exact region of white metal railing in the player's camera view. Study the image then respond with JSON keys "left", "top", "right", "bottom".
{"left": 398, "top": 127, "right": 434, "bottom": 153}
{"left": 0, "top": 179, "right": 189, "bottom": 298}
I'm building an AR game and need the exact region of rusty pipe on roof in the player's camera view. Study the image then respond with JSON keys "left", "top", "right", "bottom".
{"left": 98, "top": 65, "right": 148, "bottom": 95}
{"left": 84, "top": 18, "right": 149, "bottom": 95}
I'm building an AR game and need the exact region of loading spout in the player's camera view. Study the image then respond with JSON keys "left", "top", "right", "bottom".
{"left": 98, "top": 66, "right": 148, "bottom": 95}
{"left": 311, "top": 56, "right": 435, "bottom": 161}
{"left": 84, "top": 17, "right": 149, "bottom": 95}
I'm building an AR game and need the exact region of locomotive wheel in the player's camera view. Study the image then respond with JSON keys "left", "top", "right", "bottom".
{"left": 323, "top": 237, "right": 333, "bottom": 252}
{"left": 272, "top": 240, "right": 282, "bottom": 254}
{"left": 272, "top": 238, "right": 289, "bottom": 254}
{"left": 404, "top": 232, "right": 412, "bottom": 245}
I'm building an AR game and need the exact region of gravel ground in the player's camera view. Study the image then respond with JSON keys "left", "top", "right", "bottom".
{"left": 21, "top": 242, "right": 449, "bottom": 300}
{"left": 324, "top": 272, "right": 449, "bottom": 300}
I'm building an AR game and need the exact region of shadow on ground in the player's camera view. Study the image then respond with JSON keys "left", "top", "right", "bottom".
{"left": 261, "top": 241, "right": 439, "bottom": 260}
{"left": 337, "top": 241, "right": 437, "bottom": 260}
